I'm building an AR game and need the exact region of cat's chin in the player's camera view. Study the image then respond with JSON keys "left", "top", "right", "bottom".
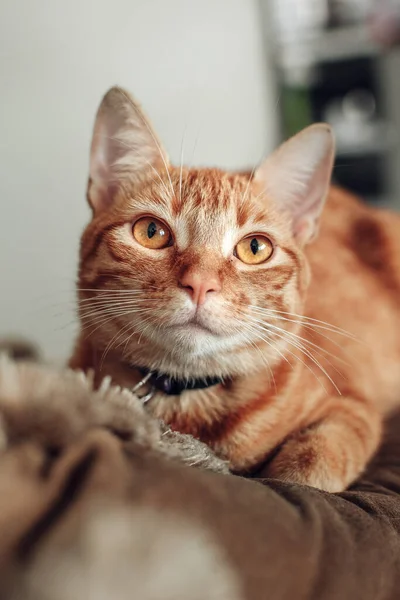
{"left": 128, "top": 325, "right": 266, "bottom": 380}
{"left": 154, "top": 323, "right": 243, "bottom": 358}
{"left": 120, "top": 330, "right": 275, "bottom": 380}
{"left": 107, "top": 320, "right": 278, "bottom": 379}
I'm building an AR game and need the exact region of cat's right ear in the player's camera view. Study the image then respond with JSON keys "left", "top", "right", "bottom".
{"left": 254, "top": 124, "right": 335, "bottom": 246}
{"left": 87, "top": 87, "right": 169, "bottom": 213}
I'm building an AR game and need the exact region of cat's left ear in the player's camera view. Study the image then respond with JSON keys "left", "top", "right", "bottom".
{"left": 88, "top": 86, "right": 169, "bottom": 213}
{"left": 254, "top": 124, "right": 335, "bottom": 245}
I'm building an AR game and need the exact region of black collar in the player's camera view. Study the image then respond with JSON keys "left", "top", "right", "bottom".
{"left": 137, "top": 367, "right": 224, "bottom": 396}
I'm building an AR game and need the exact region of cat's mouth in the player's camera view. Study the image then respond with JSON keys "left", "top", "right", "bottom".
{"left": 172, "top": 315, "right": 217, "bottom": 336}
{"left": 140, "top": 309, "right": 246, "bottom": 362}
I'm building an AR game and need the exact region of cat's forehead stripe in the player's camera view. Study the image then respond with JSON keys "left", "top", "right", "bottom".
{"left": 174, "top": 169, "right": 247, "bottom": 213}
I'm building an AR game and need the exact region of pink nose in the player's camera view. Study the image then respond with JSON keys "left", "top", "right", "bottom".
{"left": 179, "top": 271, "right": 221, "bottom": 305}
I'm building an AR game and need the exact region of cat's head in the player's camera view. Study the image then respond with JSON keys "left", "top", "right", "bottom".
{"left": 77, "top": 87, "right": 334, "bottom": 379}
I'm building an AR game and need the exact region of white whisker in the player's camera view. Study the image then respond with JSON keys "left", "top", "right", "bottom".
{"left": 260, "top": 323, "right": 341, "bottom": 394}
{"left": 79, "top": 307, "right": 155, "bottom": 338}
{"left": 248, "top": 305, "right": 359, "bottom": 341}
{"left": 249, "top": 315, "right": 349, "bottom": 369}
{"left": 237, "top": 324, "right": 277, "bottom": 393}
{"left": 179, "top": 126, "right": 187, "bottom": 206}
{"left": 244, "top": 322, "right": 328, "bottom": 393}
{"left": 99, "top": 319, "right": 141, "bottom": 370}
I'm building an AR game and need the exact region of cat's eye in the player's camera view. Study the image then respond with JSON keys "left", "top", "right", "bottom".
{"left": 132, "top": 216, "right": 172, "bottom": 250}
{"left": 235, "top": 235, "right": 274, "bottom": 265}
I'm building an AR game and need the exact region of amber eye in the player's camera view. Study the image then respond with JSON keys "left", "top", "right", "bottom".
{"left": 235, "top": 235, "right": 274, "bottom": 265}
{"left": 132, "top": 217, "right": 172, "bottom": 250}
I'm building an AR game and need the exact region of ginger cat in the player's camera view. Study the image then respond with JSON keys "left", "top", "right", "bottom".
{"left": 70, "top": 87, "right": 400, "bottom": 492}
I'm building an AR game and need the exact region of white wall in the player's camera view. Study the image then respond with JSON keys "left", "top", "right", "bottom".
{"left": 0, "top": 0, "right": 277, "bottom": 362}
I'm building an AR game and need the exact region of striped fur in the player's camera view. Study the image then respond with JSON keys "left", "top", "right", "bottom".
{"left": 70, "top": 88, "right": 400, "bottom": 491}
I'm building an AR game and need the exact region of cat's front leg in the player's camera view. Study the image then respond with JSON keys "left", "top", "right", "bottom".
{"left": 261, "top": 398, "right": 382, "bottom": 492}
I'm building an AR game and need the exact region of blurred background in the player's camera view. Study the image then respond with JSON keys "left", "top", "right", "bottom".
{"left": 0, "top": 0, "right": 399, "bottom": 362}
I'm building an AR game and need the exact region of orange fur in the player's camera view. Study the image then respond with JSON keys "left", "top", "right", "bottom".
{"left": 70, "top": 87, "right": 400, "bottom": 492}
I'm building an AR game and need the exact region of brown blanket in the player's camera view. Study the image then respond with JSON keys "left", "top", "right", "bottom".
{"left": 1, "top": 357, "right": 400, "bottom": 600}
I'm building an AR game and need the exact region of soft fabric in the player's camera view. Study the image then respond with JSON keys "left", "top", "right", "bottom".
{"left": 1, "top": 357, "right": 400, "bottom": 600}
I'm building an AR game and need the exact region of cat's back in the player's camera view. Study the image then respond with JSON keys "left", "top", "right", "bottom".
{"left": 304, "top": 186, "right": 400, "bottom": 410}
{"left": 309, "top": 186, "right": 400, "bottom": 290}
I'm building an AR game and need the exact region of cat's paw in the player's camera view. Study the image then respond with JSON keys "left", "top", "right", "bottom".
{"left": 159, "top": 425, "right": 230, "bottom": 475}
{"left": 265, "top": 432, "right": 350, "bottom": 493}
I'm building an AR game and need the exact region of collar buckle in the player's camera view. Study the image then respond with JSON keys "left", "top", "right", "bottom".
{"left": 131, "top": 372, "right": 156, "bottom": 405}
